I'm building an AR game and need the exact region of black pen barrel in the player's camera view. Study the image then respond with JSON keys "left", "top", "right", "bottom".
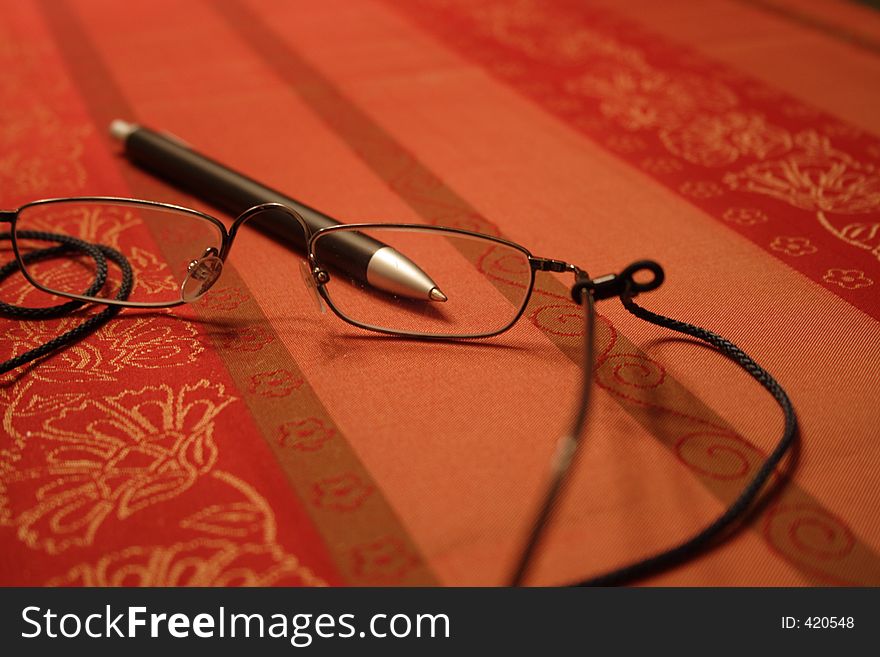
{"left": 123, "top": 128, "right": 377, "bottom": 273}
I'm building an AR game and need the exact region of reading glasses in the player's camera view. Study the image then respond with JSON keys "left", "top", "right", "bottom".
{"left": 1, "top": 196, "right": 793, "bottom": 587}
{"left": 1, "top": 197, "right": 623, "bottom": 338}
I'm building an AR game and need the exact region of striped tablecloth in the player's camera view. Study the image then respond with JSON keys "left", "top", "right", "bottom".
{"left": 1, "top": 0, "right": 878, "bottom": 586}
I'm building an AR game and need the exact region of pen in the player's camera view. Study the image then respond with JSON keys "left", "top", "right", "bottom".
{"left": 109, "top": 120, "right": 447, "bottom": 302}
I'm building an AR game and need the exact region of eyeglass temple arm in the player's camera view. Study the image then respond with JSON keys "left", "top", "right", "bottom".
{"left": 529, "top": 256, "right": 665, "bottom": 299}
{"left": 529, "top": 256, "right": 575, "bottom": 273}
{"left": 509, "top": 260, "right": 665, "bottom": 586}
{"left": 0, "top": 211, "right": 16, "bottom": 223}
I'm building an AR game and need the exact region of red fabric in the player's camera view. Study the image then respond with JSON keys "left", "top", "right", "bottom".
{"left": 1, "top": 0, "right": 879, "bottom": 586}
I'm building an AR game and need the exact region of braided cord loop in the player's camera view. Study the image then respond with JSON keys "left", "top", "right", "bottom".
{"left": 576, "top": 276, "right": 798, "bottom": 586}
{"left": 0, "top": 231, "right": 133, "bottom": 374}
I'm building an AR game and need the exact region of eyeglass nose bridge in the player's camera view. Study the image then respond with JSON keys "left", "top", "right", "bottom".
{"left": 181, "top": 247, "right": 223, "bottom": 302}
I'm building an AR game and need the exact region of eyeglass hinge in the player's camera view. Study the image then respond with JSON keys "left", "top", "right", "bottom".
{"left": 0, "top": 211, "right": 15, "bottom": 223}
{"left": 570, "top": 260, "right": 666, "bottom": 304}
{"left": 530, "top": 257, "right": 571, "bottom": 273}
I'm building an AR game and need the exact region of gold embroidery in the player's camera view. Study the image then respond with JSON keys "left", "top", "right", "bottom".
{"left": 566, "top": 68, "right": 738, "bottom": 131}
{"left": 46, "top": 471, "right": 326, "bottom": 586}
{"left": 722, "top": 207, "right": 769, "bottom": 226}
{"left": 660, "top": 112, "right": 792, "bottom": 167}
{"left": 46, "top": 539, "right": 325, "bottom": 587}
{"left": 471, "top": 0, "right": 648, "bottom": 70}
{"left": 179, "top": 503, "right": 265, "bottom": 538}
{"left": 0, "top": 106, "right": 90, "bottom": 198}
{"left": 126, "top": 247, "right": 178, "bottom": 295}
{"left": 679, "top": 180, "right": 725, "bottom": 199}
{"left": 769, "top": 236, "right": 817, "bottom": 257}
{"left": 9, "top": 204, "right": 183, "bottom": 298}
{"left": 1, "top": 380, "right": 234, "bottom": 553}
{"left": 823, "top": 268, "right": 874, "bottom": 289}
{"left": 14, "top": 204, "right": 141, "bottom": 249}
{"left": 724, "top": 132, "right": 880, "bottom": 260}
{"left": 1, "top": 315, "right": 204, "bottom": 385}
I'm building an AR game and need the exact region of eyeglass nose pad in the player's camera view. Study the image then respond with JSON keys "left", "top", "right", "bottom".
{"left": 299, "top": 260, "right": 326, "bottom": 314}
{"left": 181, "top": 254, "right": 224, "bottom": 302}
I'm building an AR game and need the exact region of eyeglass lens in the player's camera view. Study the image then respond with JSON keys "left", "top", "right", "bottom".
{"left": 12, "top": 200, "right": 225, "bottom": 306}
{"left": 313, "top": 226, "right": 533, "bottom": 337}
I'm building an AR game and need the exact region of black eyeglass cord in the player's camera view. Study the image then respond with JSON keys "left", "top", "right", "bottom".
{"left": 0, "top": 231, "right": 133, "bottom": 375}
{"left": 512, "top": 260, "right": 799, "bottom": 586}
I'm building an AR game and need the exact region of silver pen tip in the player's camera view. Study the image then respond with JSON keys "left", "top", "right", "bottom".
{"left": 109, "top": 119, "right": 138, "bottom": 141}
{"left": 429, "top": 287, "right": 448, "bottom": 302}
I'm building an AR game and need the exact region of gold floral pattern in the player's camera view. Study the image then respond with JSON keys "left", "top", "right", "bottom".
{"left": 822, "top": 268, "right": 874, "bottom": 289}
{"left": 14, "top": 204, "right": 141, "bottom": 249}
{"left": 197, "top": 286, "right": 250, "bottom": 312}
{"left": 47, "top": 539, "right": 324, "bottom": 587}
{"left": 470, "top": 0, "right": 647, "bottom": 69}
{"left": 725, "top": 132, "right": 880, "bottom": 260}
{"left": 46, "top": 470, "right": 326, "bottom": 586}
{"left": 0, "top": 106, "right": 91, "bottom": 198}
{"left": 770, "top": 236, "right": 817, "bottom": 257}
{"left": 660, "top": 112, "right": 792, "bottom": 167}
{"left": 722, "top": 207, "right": 769, "bottom": 226}
{"left": 724, "top": 133, "right": 880, "bottom": 213}
{"left": 179, "top": 502, "right": 267, "bottom": 538}
{"left": 0, "top": 315, "right": 204, "bottom": 385}
{"left": 126, "top": 247, "right": 178, "bottom": 295}
{"left": 567, "top": 69, "right": 738, "bottom": 132}
{"left": 1, "top": 381, "right": 235, "bottom": 553}
{"left": 679, "top": 180, "right": 725, "bottom": 199}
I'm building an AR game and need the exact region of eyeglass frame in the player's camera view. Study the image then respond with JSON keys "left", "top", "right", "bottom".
{"left": 307, "top": 222, "right": 576, "bottom": 340}
{"left": 1, "top": 193, "right": 795, "bottom": 587}
{"left": 1, "top": 196, "right": 581, "bottom": 340}
{"left": 3, "top": 191, "right": 752, "bottom": 592}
